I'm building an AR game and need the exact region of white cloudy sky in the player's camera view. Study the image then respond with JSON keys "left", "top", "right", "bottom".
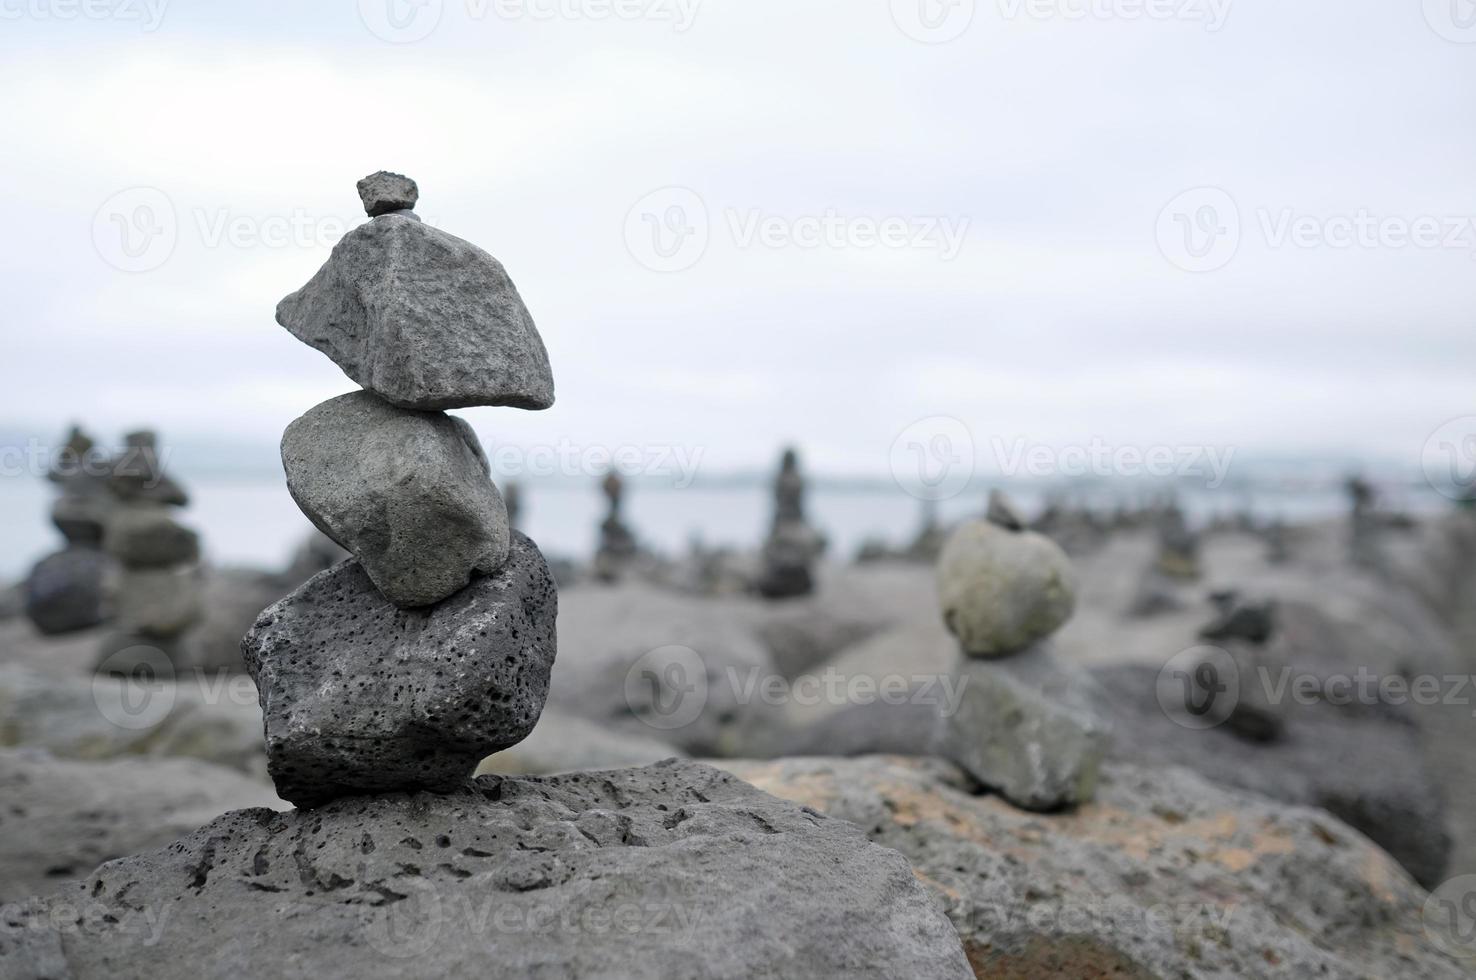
{"left": 2, "top": 0, "right": 1473, "bottom": 478}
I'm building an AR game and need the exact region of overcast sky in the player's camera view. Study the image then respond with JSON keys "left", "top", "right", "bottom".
{"left": 2, "top": 0, "right": 1473, "bottom": 481}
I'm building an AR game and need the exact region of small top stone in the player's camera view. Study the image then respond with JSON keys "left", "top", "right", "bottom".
{"left": 986, "top": 489, "right": 1026, "bottom": 531}
{"left": 356, "top": 171, "right": 418, "bottom": 217}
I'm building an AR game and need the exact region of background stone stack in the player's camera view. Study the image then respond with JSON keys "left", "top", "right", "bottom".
{"left": 931, "top": 490, "right": 1108, "bottom": 810}
{"left": 757, "top": 446, "right": 824, "bottom": 599}
{"left": 593, "top": 469, "right": 637, "bottom": 582}
{"left": 242, "top": 172, "right": 560, "bottom": 808}
{"left": 24, "top": 427, "right": 117, "bottom": 635}
{"left": 97, "top": 430, "right": 204, "bottom": 669}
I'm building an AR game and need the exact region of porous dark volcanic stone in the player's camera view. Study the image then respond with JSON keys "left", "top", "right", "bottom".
{"left": 281, "top": 391, "right": 509, "bottom": 608}
{"left": 0, "top": 761, "right": 971, "bottom": 979}
{"left": 241, "top": 532, "right": 557, "bottom": 808}
{"left": 275, "top": 215, "right": 555, "bottom": 411}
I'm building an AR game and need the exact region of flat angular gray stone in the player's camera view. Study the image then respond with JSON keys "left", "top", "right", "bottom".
{"left": 0, "top": 761, "right": 970, "bottom": 979}
{"left": 933, "top": 646, "right": 1109, "bottom": 810}
{"left": 282, "top": 391, "right": 510, "bottom": 608}
{"left": 937, "top": 519, "right": 1076, "bottom": 657}
{"left": 240, "top": 532, "right": 557, "bottom": 808}
{"left": 276, "top": 215, "right": 555, "bottom": 410}
{"left": 102, "top": 503, "right": 200, "bottom": 567}
{"left": 356, "top": 169, "right": 418, "bottom": 216}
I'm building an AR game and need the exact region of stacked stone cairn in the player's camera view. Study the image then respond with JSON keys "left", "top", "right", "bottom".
{"left": 593, "top": 469, "right": 637, "bottom": 582}
{"left": 1153, "top": 496, "right": 1200, "bottom": 579}
{"left": 25, "top": 426, "right": 118, "bottom": 634}
{"left": 931, "top": 489, "right": 1108, "bottom": 810}
{"left": 96, "top": 430, "right": 204, "bottom": 669}
{"left": 1346, "top": 474, "right": 1385, "bottom": 569}
{"left": 756, "top": 446, "right": 824, "bottom": 599}
{"left": 242, "top": 172, "right": 559, "bottom": 808}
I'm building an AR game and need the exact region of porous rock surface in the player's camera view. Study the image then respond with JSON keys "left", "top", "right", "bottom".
{"left": 0, "top": 761, "right": 971, "bottom": 980}
{"left": 281, "top": 391, "right": 509, "bottom": 608}
{"left": 721, "top": 755, "right": 1468, "bottom": 979}
{"left": 240, "top": 532, "right": 557, "bottom": 807}
{"left": 275, "top": 215, "right": 555, "bottom": 411}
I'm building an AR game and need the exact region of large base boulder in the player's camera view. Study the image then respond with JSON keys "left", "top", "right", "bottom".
{"left": 0, "top": 761, "right": 970, "bottom": 979}
{"left": 241, "top": 532, "right": 557, "bottom": 807}
{"left": 721, "top": 756, "right": 1467, "bottom": 979}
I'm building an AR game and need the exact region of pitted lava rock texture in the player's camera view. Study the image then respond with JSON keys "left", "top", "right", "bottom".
{"left": 0, "top": 761, "right": 970, "bottom": 979}
{"left": 241, "top": 532, "right": 557, "bottom": 807}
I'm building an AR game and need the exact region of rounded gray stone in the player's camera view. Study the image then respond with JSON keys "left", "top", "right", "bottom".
{"left": 937, "top": 519, "right": 1076, "bottom": 657}
{"left": 240, "top": 532, "right": 558, "bottom": 808}
{"left": 275, "top": 216, "right": 555, "bottom": 411}
{"left": 282, "top": 391, "right": 509, "bottom": 609}
{"left": 24, "top": 547, "right": 116, "bottom": 636}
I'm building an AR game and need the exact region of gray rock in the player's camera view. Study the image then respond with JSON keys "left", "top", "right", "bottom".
{"left": 241, "top": 532, "right": 557, "bottom": 808}
{"left": 937, "top": 519, "right": 1076, "bottom": 657}
{"left": 475, "top": 707, "right": 685, "bottom": 775}
{"left": 49, "top": 489, "right": 114, "bottom": 547}
{"left": 933, "top": 646, "right": 1109, "bottom": 810}
{"left": 549, "top": 582, "right": 777, "bottom": 757}
{"left": 0, "top": 748, "right": 281, "bottom": 902}
{"left": 985, "top": 488, "right": 1026, "bottom": 530}
{"left": 116, "top": 563, "right": 203, "bottom": 637}
{"left": 173, "top": 567, "right": 285, "bottom": 673}
{"left": 24, "top": 547, "right": 115, "bottom": 635}
{"left": 102, "top": 504, "right": 200, "bottom": 567}
{"left": 0, "top": 761, "right": 971, "bottom": 979}
{"left": 0, "top": 664, "right": 266, "bottom": 776}
{"left": 355, "top": 169, "right": 418, "bottom": 216}
{"left": 104, "top": 431, "right": 189, "bottom": 506}
{"left": 720, "top": 756, "right": 1468, "bottom": 979}
{"left": 281, "top": 391, "right": 509, "bottom": 608}
{"left": 1094, "top": 658, "right": 1452, "bottom": 888}
{"left": 276, "top": 527, "right": 351, "bottom": 589}
{"left": 276, "top": 214, "right": 555, "bottom": 411}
